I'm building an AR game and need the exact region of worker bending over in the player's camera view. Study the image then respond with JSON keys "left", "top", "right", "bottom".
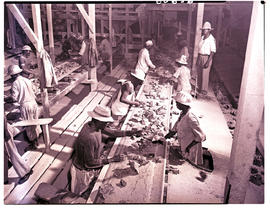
{"left": 70, "top": 105, "right": 142, "bottom": 196}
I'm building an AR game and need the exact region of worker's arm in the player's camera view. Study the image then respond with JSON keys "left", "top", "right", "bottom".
{"left": 102, "top": 127, "right": 142, "bottom": 138}
{"left": 145, "top": 50, "right": 156, "bottom": 69}
{"left": 120, "top": 87, "right": 140, "bottom": 107}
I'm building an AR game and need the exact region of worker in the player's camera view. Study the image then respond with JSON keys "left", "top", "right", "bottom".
{"left": 70, "top": 104, "right": 142, "bottom": 196}
{"left": 6, "top": 65, "right": 42, "bottom": 149}
{"left": 196, "top": 21, "right": 216, "bottom": 95}
{"left": 4, "top": 116, "right": 33, "bottom": 185}
{"left": 18, "top": 45, "right": 37, "bottom": 78}
{"left": 134, "top": 40, "right": 156, "bottom": 79}
{"left": 171, "top": 55, "right": 192, "bottom": 95}
{"left": 178, "top": 40, "right": 190, "bottom": 66}
{"left": 165, "top": 91, "right": 206, "bottom": 168}
{"left": 98, "top": 34, "right": 112, "bottom": 74}
{"left": 111, "top": 79, "right": 141, "bottom": 127}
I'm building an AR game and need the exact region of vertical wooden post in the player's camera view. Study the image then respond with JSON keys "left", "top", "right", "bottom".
{"left": 191, "top": 3, "right": 204, "bottom": 77}
{"left": 216, "top": 6, "right": 223, "bottom": 49}
{"left": 125, "top": 5, "right": 128, "bottom": 57}
{"left": 187, "top": 4, "right": 192, "bottom": 48}
{"left": 88, "top": 4, "right": 97, "bottom": 91}
{"left": 41, "top": 5, "right": 47, "bottom": 42}
{"left": 66, "top": 4, "right": 71, "bottom": 38}
{"left": 32, "top": 4, "right": 50, "bottom": 118}
{"left": 109, "top": 4, "right": 113, "bottom": 72}
{"left": 7, "top": 8, "right": 16, "bottom": 49}
{"left": 101, "top": 5, "right": 104, "bottom": 36}
{"left": 81, "top": 11, "right": 86, "bottom": 38}
{"left": 226, "top": 2, "right": 264, "bottom": 203}
{"left": 46, "top": 4, "right": 55, "bottom": 65}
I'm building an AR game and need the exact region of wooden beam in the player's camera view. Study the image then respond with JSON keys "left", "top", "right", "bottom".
{"left": 216, "top": 6, "right": 223, "bottom": 49}
{"left": 125, "top": 5, "right": 128, "bottom": 56}
{"left": 46, "top": 4, "right": 55, "bottom": 64}
{"left": 81, "top": 14, "right": 86, "bottom": 37}
{"left": 109, "top": 4, "right": 113, "bottom": 73}
{"left": 7, "top": 8, "right": 16, "bottom": 49}
{"left": 76, "top": 4, "right": 94, "bottom": 35}
{"left": 32, "top": 4, "right": 50, "bottom": 117}
{"left": 187, "top": 4, "right": 192, "bottom": 48}
{"left": 191, "top": 3, "right": 204, "bottom": 77}
{"left": 6, "top": 4, "right": 39, "bottom": 51}
{"left": 66, "top": 4, "right": 71, "bottom": 38}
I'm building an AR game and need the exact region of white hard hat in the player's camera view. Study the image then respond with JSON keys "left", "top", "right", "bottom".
{"left": 22, "top": 45, "right": 32, "bottom": 51}
{"left": 201, "top": 21, "right": 213, "bottom": 30}
{"left": 88, "top": 105, "right": 114, "bottom": 122}
{"left": 8, "top": 65, "right": 23, "bottom": 76}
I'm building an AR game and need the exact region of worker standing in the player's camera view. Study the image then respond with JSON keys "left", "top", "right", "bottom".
{"left": 6, "top": 65, "right": 42, "bottom": 149}
{"left": 18, "top": 45, "right": 37, "bottom": 78}
{"left": 70, "top": 105, "right": 142, "bottom": 196}
{"left": 99, "top": 34, "right": 112, "bottom": 74}
{"left": 111, "top": 79, "right": 141, "bottom": 127}
{"left": 196, "top": 21, "right": 216, "bottom": 95}
{"left": 131, "top": 40, "right": 156, "bottom": 89}
{"left": 171, "top": 55, "right": 192, "bottom": 95}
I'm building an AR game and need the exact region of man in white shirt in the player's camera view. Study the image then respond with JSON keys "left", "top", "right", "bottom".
{"left": 196, "top": 22, "right": 216, "bottom": 95}
{"left": 131, "top": 40, "right": 156, "bottom": 89}
{"left": 6, "top": 65, "right": 42, "bottom": 149}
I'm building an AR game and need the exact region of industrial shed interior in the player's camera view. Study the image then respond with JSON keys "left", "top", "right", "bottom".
{"left": 3, "top": 1, "right": 264, "bottom": 205}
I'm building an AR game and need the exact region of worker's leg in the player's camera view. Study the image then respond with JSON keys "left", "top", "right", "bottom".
{"left": 201, "top": 59, "right": 212, "bottom": 93}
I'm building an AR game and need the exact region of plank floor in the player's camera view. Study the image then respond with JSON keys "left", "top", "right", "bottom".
{"left": 4, "top": 62, "right": 130, "bottom": 205}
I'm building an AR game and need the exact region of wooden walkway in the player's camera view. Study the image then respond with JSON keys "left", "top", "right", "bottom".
{"left": 4, "top": 62, "right": 130, "bottom": 204}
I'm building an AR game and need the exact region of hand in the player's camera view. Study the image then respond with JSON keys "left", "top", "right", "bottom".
{"left": 134, "top": 101, "right": 140, "bottom": 107}
{"left": 132, "top": 128, "right": 143, "bottom": 137}
{"left": 204, "top": 62, "right": 209, "bottom": 68}
{"left": 152, "top": 65, "right": 156, "bottom": 69}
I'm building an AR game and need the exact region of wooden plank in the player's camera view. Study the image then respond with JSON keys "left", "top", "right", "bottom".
{"left": 109, "top": 4, "right": 113, "bottom": 73}
{"left": 46, "top": 4, "right": 55, "bottom": 64}
{"left": 7, "top": 8, "right": 16, "bottom": 49}
{"left": 52, "top": 159, "right": 73, "bottom": 190}
{"left": 191, "top": 3, "right": 204, "bottom": 76}
{"left": 187, "top": 4, "right": 192, "bottom": 48}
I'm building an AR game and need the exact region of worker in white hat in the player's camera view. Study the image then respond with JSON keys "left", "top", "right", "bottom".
{"left": 171, "top": 55, "right": 192, "bottom": 95}
{"left": 131, "top": 40, "right": 156, "bottom": 89}
{"left": 5, "top": 65, "right": 42, "bottom": 149}
{"left": 70, "top": 104, "right": 142, "bottom": 195}
{"left": 19, "top": 45, "right": 37, "bottom": 78}
{"left": 196, "top": 21, "right": 216, "bottom": 95}
{"left": 165, "top": 91, "right": 207, "bottom": 169}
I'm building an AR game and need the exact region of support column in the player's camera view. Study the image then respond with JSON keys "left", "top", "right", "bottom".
{"left": 187, "top": 4, "right": 192, "bottom": 48}
{"left": 32, "top": 4, "right": 50, "bottom": 118}
{"left": 191, "top": 3, "right": 204, "bottom": 77}
{"left": 7, "top": 8, "right": 16, "bottom": 49}
{"left": 216, "top": 6, "right": 223, "bottom": 49}
{"left": 81, "top": 14, "right": 86, "bottom": 38}
{"left": 125, "top": 5, "right": 128, "bottom": 57}
{"left": 88, "top": 4, "right": 97, "bottom": 91}
{"left": 66, "top": 4, "right": 71, "bottom": 38}
{"left": 225, "top": 2, "right": 264, "bottom": 203}
{"left": 46, "top": 4, "right": 55, "bottom": 64}
{"left": 109, "top": 4, "right": 113, "bottom": 73}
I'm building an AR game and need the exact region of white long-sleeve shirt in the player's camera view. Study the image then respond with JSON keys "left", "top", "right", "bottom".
{"left": 198, "top": 34, "right": 216, "bottom": 55}
{"left": 135, "top": 48, "right": 155, "bottom": 74}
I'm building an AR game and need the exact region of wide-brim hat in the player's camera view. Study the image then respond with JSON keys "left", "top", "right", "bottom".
{"left": 22, "top": 45, "right": 32, "bottom": 51}
{"left": 8, "top": 65, "right": 23, "bottom": 76}
{"left": 174, "top": 91, "right": 192, "bottom": 105}
{"left": 131, "top": 69, "right": 145, "bottom": 81}
{"left": 201, "top": 21, "right": 213, "bottom": 30}
{"left": 175, "top": 55, "right": 188, "bottom": 65}
{"left": 88, "top": 105, "right": 114, "bottom": 122}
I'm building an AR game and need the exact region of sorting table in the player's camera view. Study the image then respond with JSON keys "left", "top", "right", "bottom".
{"left": 88, "top": 68, "right": 173, "bottom": 203}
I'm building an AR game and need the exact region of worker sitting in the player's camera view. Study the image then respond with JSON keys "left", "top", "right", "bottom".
{"left": 165, "top": 91, "right": 208, "bottom": 170}
{"left": 171, "top": 55, "right": 192, "bottom": 96}
{"left": 5, "top": 65, "right": 42, "bottom": 150}
{"left": 70, "top": 105, "right": 142, "bottom": 197}
{"left": 18, "top": 45, "right": 38, "bottom": 78}
{"left": 111, "top": 78, "right": 141, "bottom": 128}
{"left": 98, "top": 34, "right": 112, "bottom": 74}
